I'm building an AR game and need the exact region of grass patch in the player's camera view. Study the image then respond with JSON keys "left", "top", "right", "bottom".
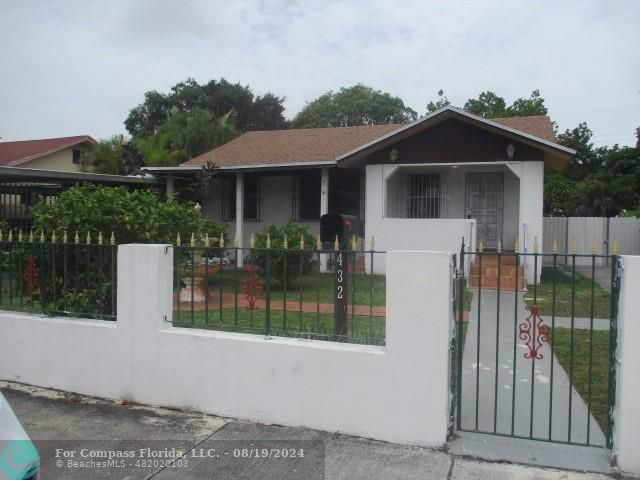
{"left": 525, "top": 269, "right": 610, "bottom": 318}
{"left": 463, "top": 287, "right": 473, "bottom": 312}
{"left": 173, "top": 307, "right": 386, "bottom": 346}
{"left": 206, "top": 271, "right": 386, "bottom": 306}
{"left": 550, "top": 327, "right": 611, "bottom": 433}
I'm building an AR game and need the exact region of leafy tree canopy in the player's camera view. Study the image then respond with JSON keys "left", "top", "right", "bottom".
{"left": 133, "top": 108, "right": 237, "bottom": 167}
{"left": 292, "top": 84, "right": 417, "bottom": 128}
{"left": 125, "top": 78, "right": 286, "bottom": 137}
{"left": 463, "top": 89, "right": 547, "bottom": 118}
{"left": 93, "top": 135, "right": 145, "bottom": 175}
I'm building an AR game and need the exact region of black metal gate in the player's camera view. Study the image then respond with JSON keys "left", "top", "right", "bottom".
{"left": 451, "top": 240, "right": 620, "bottom": 448}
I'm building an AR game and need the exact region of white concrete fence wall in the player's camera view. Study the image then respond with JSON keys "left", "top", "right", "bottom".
{"left": 2, "top": 244, "right": 640, "bottom": 476}
{"left": 0, "top": 244, "right": 452, "bottom": 448}
{"left": 613, "top": 255, "right": 640, "bottom": 476}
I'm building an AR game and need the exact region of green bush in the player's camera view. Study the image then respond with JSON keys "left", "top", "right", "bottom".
{"left": 247, "top": 222, "right": 317, "bottom": 290}
{"left": 32, "top": 184, "right": 224, "bottom": 244}
{"left": 24, "top": 185, "right": 225, "bottom": 319}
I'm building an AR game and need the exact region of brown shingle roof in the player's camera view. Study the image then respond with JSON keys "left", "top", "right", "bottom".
{"left": 183, "top": 114, "right": 557, "bottom": 168}
{"left": 0, "top": 135, "right": 96, "bottom": 167}
{"left": 492, "top": 116, "right": 556, "bottom": 143}
{"left": 183, "top": 124, "right": 402, "bottom": 167}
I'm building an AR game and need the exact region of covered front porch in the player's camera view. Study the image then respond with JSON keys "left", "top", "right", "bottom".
{"left": 364, "top": 160, "right": 544, "bottom": 281}
{"left": 191, "top": 165, "right": 364, "bottom": 265}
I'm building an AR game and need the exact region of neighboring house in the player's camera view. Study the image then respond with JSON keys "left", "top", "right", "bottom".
{"left": 0, "top": 135, "right": 96, "bottom": 173}
{"left": 0, "top": 135, "right": 162, "bottom": 230}
{"left": 144, "top": 106, "right": 575, "bottom": 279}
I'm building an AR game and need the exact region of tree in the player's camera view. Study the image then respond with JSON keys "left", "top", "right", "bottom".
{"left": 125, "top": 78, "right": 286, "bottom": 137}
{"left": 93, "top": 135, "right": 145, "bottom": 175}
{"left": 547, "top": 123, "right": 640, "bottom": 216}
{"left": 133, "top": 107, "right": 238, "bottom": 167}
{"left": 464, "top": 91, "right": 507, "bottom": 118}
{"left": 557, "top": 122, "right": 596, "bottom": 180}
{"left": 426, "top": 89, "right": 451, "bottom": 112}
{"left": 292, "top": 84, "right": 417, "bottom": 128}
{"left": 462, "top": 90, "right": 547, "bottom": 118}
{"left": 506, "top": 89, "right": 547, "bottom": 116}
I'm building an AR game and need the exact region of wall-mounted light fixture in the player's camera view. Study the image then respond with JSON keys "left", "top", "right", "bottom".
{"left": 506, "top": 144, "right": 516, "bottom": 160}
{"left": 389, "top": 147, "right": 399, "bottom": 163}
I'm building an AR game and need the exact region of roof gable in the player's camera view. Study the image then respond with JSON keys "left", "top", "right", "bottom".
{"left": 0, "top": 135, "right": 96, "bottom": 167}
{"left": 180, "top": 106, "right": 574, "bottom": 171}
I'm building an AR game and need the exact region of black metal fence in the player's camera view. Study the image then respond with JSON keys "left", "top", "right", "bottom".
{"left": 172, "top": 238, "right": 386, "bottom": 346}
{"left": 0, "top": 231, "right": 117, "bottom": 320}
{"left": 453, "top": 242, "right": 620, "bottom": 448}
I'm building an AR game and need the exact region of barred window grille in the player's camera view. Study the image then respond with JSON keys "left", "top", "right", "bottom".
{"left": 221, "top": 176, "right": 260, "bottom": 221}
{"left": 407, "top": 173, "right": 443, "bottom": 219}
{"left": 292, "top": 172, "right": 321, "bottom": 220}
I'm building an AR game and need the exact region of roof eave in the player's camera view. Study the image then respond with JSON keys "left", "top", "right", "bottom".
{"left": 148, "top": 160, "right": 337, "bottom": 176}
{"left": 0, "top": 166, "right": 161, "bottom": 185}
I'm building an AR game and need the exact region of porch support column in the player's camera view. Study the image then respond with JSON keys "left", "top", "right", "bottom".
{"left": 235, "top": 172, "right": 244, "bottom": 268}
{"left": 166, "top": 174, "right": 174, "bottom": 201}
{"left": 516, "top": 161, "right": 544, "bottom": 283}
{"left": 320, "top": 167, "right": 329, "bottom": 273}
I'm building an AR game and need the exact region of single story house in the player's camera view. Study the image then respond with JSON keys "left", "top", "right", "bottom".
{"left": 144, "top": 106, "right": 575, "bottom": 280}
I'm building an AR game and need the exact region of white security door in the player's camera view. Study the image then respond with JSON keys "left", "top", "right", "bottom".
{"left": 465, "top": 173, "right": 504, "bottom": 249}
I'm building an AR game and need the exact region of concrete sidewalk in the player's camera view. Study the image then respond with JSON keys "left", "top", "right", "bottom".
{"left": 0, "top": 381, "right": 611, "bottom": 479}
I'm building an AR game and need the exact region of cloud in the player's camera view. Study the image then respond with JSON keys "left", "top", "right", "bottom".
{"left": 0, "top": 0, "right": 638, "bottom": 146}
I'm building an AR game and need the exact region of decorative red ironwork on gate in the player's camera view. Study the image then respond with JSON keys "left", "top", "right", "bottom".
{"left": 241, "top": 264, "right": 263, "bottom": 310}
{"left": 23, "top": 256, "right": 40, "bottom": 294}
{"left": 518, "top": 305, "right": 550, "bottom": 360}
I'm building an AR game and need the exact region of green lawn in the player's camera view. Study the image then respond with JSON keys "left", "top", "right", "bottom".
{"left": 204, "top": 271, "right": 386, "bottom": 307}
{"left": 173, "top": 307, "right": 386, "bottom": 346}
{"left": 525, "top": 269, "right": 611, "bottom": 318}
{"left": 550, "top": 327, "right": 611, "bottom": 434}
{"left": 0, "top": 295, "right": 115, "bottom": 320}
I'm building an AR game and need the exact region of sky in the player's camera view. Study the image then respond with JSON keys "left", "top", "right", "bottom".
{"left": 0, "top": 0, "right": 638, "bottom": 147}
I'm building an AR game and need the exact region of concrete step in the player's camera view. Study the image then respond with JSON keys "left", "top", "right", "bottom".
{"left": 468, "top": 275, "right": 527, "bottom": 291}
{"left": 469, "top": 265, "right": 526, "bottom": 277}
{"left": 472, "top": 254, "right": 518, "bottom": 266}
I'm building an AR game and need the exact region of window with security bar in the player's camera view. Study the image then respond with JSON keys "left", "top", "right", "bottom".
{"left": 222, "top": 175, "right": 260, "bottom": 221}
{"left": 407, "top": 173, "right": 443, "bottom": 218}
{"left": 292, "top": 171, "right": 321, "bottom": 221}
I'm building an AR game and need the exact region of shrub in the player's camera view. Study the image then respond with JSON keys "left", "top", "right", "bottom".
{"left": 247, "top": 222, "right": 317, "bottom": 290}
{"left": 32, "top": 184, "right": 224, "bottom": 244}
{"left": 25, "top": 185, "right": 225, "bottom": 318}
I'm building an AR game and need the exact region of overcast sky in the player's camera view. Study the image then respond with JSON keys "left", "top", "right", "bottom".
{"left": 1, "top": 0, "right": 638, "bottom": 147}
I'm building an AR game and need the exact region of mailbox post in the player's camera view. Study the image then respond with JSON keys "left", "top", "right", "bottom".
{"left": 320, "top": 214, "right": 360, "bottom": 337}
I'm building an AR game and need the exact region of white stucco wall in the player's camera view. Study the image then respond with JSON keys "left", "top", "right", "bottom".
{"left": 512, "top": 161, "right": 544, "bottom": 282}
{"left": 614, "top": 255, "right": 640, "bottom": 476}
{"left": 366, "top": 164, "right": 476, "bottom": 273}
{"left": 0, "top": 245, "right": 453, "bottom": 448}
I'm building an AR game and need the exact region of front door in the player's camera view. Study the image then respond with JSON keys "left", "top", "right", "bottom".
{"left": 465, "top": 173, "right": 504, "bottom": 249}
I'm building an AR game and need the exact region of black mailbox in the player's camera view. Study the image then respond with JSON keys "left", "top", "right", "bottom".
{"left": 320, "top": 213, "right": 360, "bottom": 250}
